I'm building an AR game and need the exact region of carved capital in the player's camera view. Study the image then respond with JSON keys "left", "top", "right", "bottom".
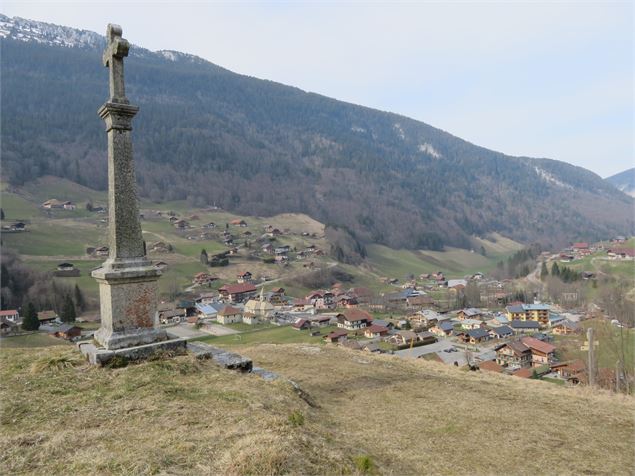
{"left": 98, "top": 102, "right": 139, "bottom": 131}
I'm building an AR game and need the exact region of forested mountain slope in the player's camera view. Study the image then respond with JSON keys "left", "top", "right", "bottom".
{"left": 606, "top": 168, "right": 635, "bottom": 198}
{"left": 1, "top": 15, "right": 632, "bottom": 249}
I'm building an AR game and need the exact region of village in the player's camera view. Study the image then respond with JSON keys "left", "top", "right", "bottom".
{"left": 4, "top": 229, "right": 631, "bottom": 390}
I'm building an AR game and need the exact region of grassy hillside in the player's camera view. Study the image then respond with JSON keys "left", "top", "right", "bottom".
{"left": 1, "top": 344, "right": 633, "bottom": 475}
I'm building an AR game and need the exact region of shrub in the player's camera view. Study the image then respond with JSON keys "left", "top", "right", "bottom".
{"left": 287, "top": 410, "right": 304, "bottom": 427}
{"left": 354, "top": 455, "right": 375, "bottom": 474}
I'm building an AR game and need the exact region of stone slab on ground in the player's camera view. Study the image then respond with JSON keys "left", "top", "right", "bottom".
{"left": 187, "top": 341, "right": 253, "bottom": 372}
{"left": 78, "top": 336, "right": 186, "bottom": 366}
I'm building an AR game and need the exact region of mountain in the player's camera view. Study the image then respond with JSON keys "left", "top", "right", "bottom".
{"left": 606, "top": 168, "right": 635, "bottom": 198}
{"left": 1, "top": 15, "right": 633, "bottom": 250}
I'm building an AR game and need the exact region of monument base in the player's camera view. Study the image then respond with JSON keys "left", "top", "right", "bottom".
{"left": 78, "top": 336, "right": 187, "bottom": 366}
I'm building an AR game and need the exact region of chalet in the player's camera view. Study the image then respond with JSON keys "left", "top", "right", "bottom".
{"left": 552, "top": 320, "right": 581, "bottom": 335}
{"left": 196, "top": 304, "right": 219, "bottom": 319}
{"left": 521, "top": 336, "right": 557, "bottom": 367}
{"left": 510, "top": 319, "right": 540, "bottom": 333}
{"left": 158, "top": 309, "right": 187, "bottom": 324}
{"left": 261, "top": 243, "right": 274, "bottom": 255}
{"left": 431, "top": 321, "right": 454, "bottom": 337}
{"left": 0, "top": 318, "right": 18, "bottom": 336}
{"left": 391, "top": 330, "right": 419, "bottom": 346}
{"left": 572, "top": 242, "right": 589, "bottom": 251}
{"left": 292, "top": 319, "right": 311, "bottom": 331}
{"left": 192, "top": 272, "right": 217, "bottom": 286}
{"left": 551, "top": 360, "right": 585, "bottom": 382}
{"left": 495, "top": 341, "right": 532, "bottom": 370}
{"left": 457, "top": 308, "right": 483, "bottom": 320}
{"left": 363, "top": 324, "right": 389, "bottom": 338}
{"left": 50, "top": 324, "right": 82, "bottom": 340}
{"left": 274, "top": 246, "right": 290, "bottom": 256}
{"left": 37, "top": 310, "right": 58, "bottom": 324}
{"left": 416, "top": 331, "right": 437, "bottom": 345}
{"left": 218, "top": 283, "right": 257, "bottom": 303}
{"left": 310, "top": 315, "right": 333, "bottom": 327}
{"left": 266, "top": 288, "right": 286, "bottom": 305}
{"left": 362, "top": 342, "right": 381, "bottom": 353}
{"left": 447, "top": 279, "right": 468, "bottom": 289}
{"left": 0, "top": 310, "right": 20, "bottom": 323}
{"left": 54, "top": 262, "right": 80, "bottom": 277}
{"left": 42, "top": 199, "right": 76, "bottom": 210}
{"left": 336, "top": 294, "right": 358, "bottom": 308}
{"left": 406, "top": 295, "right": 434, "bottom": 309}
{"left": 202, "top": 222, "right": 216, "bottom": 229}
{"left": 230, "top": 219, "right": 247, "bottom": 227}
{"left": 607, "top": 248, "right": 635, "bottom": 260}
{"left": 292, "top": 298, "right": 314, "bottom": 312}
{"left": 217, "top": 306, "right": 243, "bottom": 325}
{"left": 460, "top": 319, "right": 485, "bottom": 330}
{"left": 488, "top": 325, "right": 514, "bottom": 339}
{"left": 350, "top": 287, "right": 373, "bottom": 303}
{"left": 237, "top": 271, "right": 254, "bottom": 284}
{"left": 324, "top": 330, "right": 348, "bottom": 343}
{"left": 478, "top": 360, "right": 503, "bottom": 373}
{"left": 336, "top": 309, "right": 372, "bottom": 330}
{"left": 466, "top": 328, "right": 490, "bottom": 344}
{"left": 173, "top": 219, "right": 189, "bottom": 229}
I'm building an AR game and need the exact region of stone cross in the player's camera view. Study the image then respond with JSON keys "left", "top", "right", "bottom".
{"left": 103, "top": 24, "right": 129, "bottom": 104}
{"left": 92, "top": 24, "right": 166, "bottom": 351}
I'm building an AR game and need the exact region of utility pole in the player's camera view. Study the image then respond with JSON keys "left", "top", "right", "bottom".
{"left": 587, "top": 328, "right": 595, "bottom": 387}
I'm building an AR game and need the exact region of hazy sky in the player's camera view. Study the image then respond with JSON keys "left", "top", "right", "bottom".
{"left": 3, "top": 1, "right": 633, "bottom": 177}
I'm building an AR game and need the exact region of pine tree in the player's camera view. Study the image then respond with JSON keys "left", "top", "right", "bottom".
{"left": 60, "top": 294, "right": 76, "bottom": 323}
{"left": 551, "top": 262, "right": 560, "bottom": 277}
{"left": 21, "top": 302, "right": 40, "bottom": 331}
{"left": 200, "top": 249, "right": 208, "bottom": 265}
{"left": 73, "top": 284, "right": 85, "bottom": 313}
{"left": 540, "top": 261, "right": 549, "bottom": 280}
{"left": 0, "top": 208, "right": 4, "bottom": 220}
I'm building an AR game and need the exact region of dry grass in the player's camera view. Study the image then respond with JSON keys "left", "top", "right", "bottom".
{"left": 1, "top": 345, "right": 634, "bottom": 475}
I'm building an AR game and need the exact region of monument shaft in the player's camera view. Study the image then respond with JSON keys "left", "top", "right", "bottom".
{"left": 92, "top": 24, "right": 166, "bottom": 350}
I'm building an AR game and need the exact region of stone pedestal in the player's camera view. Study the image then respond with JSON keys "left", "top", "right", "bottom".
{"left": 92, "top": 266, "right": 166, "bottom": 350}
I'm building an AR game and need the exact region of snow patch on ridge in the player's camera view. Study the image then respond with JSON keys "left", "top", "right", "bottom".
{"left": 418, "top": 142, "right": 442, "bottom": 159}
{"left": 393, "top": 123, "right": 406, "bottom": 140}
{"left": 534, "top": 167, "right": 573, "bottom": 189}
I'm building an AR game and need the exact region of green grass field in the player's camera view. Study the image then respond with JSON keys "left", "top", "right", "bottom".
{"left": 554, "top": 319, "right": 635, "bottom": 370}
{"left": 195, "top": 325, "right": 339, "bottom": 347}
{"left": 3, "top": 221, "right": 103, "bottom": 256}
{"left": 0, "top": 333, "right": 70, "bottom": 349}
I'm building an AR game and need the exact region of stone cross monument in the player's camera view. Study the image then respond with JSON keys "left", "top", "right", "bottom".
{"left": 91, "top": 24, "right": 168, "bottom": 351}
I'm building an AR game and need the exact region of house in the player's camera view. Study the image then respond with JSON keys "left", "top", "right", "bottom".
{"left": 292, "top": 318, "right": 311, "bottom": 331}
{"left": 218, "top": 283, "right": 257, "bottom": 303}
{"left": 158, "top": 308, "right": 187, "bottom": 325}
{"left": 521, "top": 336, "right": 556, "bottom": 367}
{"left": 310, "top": 315, "right": 333, "bottom": 327}
{"left": 186, "top": 316, "right": 200, "bottom": 325}
{"left": 606, "top": 248, "right": 635, "bottom": 260}
{"left": 0, "top": 309, "right": 20, "bottom": 323}
{"left": 478, "top": 360, "right": 503, "bottom": 373}
{"left": 0, "top": 317, "right": 18, "bottom": 335}
{"left": 242, "top": 312, "right": 261, "bottom": 325}
{"left": 292, "top": 298, "right": 314, "bottom": 312}
{"left": 416, "top": 331, "right": 437, "bottom": 345}
{"left": 406, "top": 295, "right": 434, "bottom": 309}
{"left": 391, "top": 330, "right": 419, "bottom": 346}
{"left": 230, "top": 219, "right": 247, "bottom": 227}
{"left": 37, "top": 310, "right": 59, "bottom": 324}
{"left": 466, "top": 328, "right": 490, "bottom": 344}
{"left": 42, "top": 199, "right": 75, "bottom": 210}
{"left": 488, "top": 325, "right": 514, "bottom": 340}
{"left": 196, "top": 304, "right": 219, "bottom": 319}
{"left": 50, "top": 324, "right": 82, "bottom": 340}
{"left": 551, "top": 360, "right": 585, "bottom": 382}
{"left": 362, "top": 342, "right": 381, "bottom": 353}
{"left": 364, "top": 324, "right": 390, "bottom": 338}
{"left": 94, "top": 246, "right": 109, "bottom": 256}
{"left": 430, "top": 321, "right": 454, "bottom": 337}
{"left": 552, "top": 320, "right": 581, "bottom": 335}
{"left": 173, "top": 219, "right": 189, "bottom": 229}
{"left": 447, "top": 279, "right": 468, "bottom": 289}
{"left": 336, "top": 294, "right": 358, "bottom": 308}
{"left": 510, "top": 319, "right": 540, "bottom": 333}
{"left": 460, "top": 319, "right": 485, "bottom": 330}
{"left": 237, "top": 271, "right": 253, "bottom": 284}
{"left": 217, "top": 306, "right": 243, "bottom": 325}
{"left": 324, "top": 330, "right": 348, "bottom": 343}
{"left": 495, "top": 341, "right": 532, "bottom": 369}
{"left": 54, "top": 262, "right": 81, "bottom": 277}
{"left": 336, "top": 309, "right": 372, "bottom": 330}
{"left": 457, "top": 308, "right": 482, "bottom": 320}
{"left": 192, "top": 272, "right": 217, "bottom": 286}
{"left": 572, "top": 242, "right": 589, "bottom": 251}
